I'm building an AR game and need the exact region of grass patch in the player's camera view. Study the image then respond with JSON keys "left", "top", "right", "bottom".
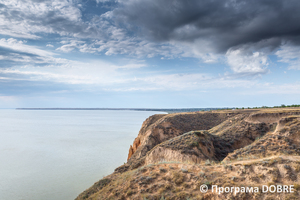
{"left": 172, "top": 171, "right": 184, "bottom": 185}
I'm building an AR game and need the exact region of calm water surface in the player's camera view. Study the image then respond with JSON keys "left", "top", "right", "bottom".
{"left": 0, "top": 110, "right": 165, "bottom": 200}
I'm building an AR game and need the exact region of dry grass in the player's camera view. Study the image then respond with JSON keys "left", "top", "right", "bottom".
{"left": 172, "top": 171, "right": 185, "bottom": 185}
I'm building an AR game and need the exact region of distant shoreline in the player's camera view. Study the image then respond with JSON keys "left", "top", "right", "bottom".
{"left": 15, "top": 108, "right": 223, "bottom": 113}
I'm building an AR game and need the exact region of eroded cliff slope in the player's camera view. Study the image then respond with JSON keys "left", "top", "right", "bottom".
{"left": 127, "top": 111, "right": 243, "bottom": 162}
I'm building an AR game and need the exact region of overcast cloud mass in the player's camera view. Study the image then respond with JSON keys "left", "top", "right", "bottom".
{"left": 0, "top": 0, "right": 300, "bottom": 108}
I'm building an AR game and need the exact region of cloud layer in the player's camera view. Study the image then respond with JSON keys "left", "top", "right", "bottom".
{"left": 1, "top": 0, "right": 300, "bottom": 107}
{"left": 114, "top": 0, "right": 300, "bottom": 52}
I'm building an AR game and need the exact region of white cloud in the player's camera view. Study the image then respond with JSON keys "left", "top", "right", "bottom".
{"left": 0, "top": 38, "right": 75, "bottom": 66}
{"left": 0, "top": 55, "right": 256, "bottom": 92}
{"left": 0, "top": 59, "right": 145, "bottom": 85}
{"left": 55, "top": 37, "right": 184, "bottom": 58}
{"left": 177, "top": 39, "right": 222, "bottom": 63}
{"left": 226, "top": 47, "right": 269, "bottom": 75}
{"left": 276, "top": 44, "right": 300, "bottom": 70}
{"left": 95, "top": 0, "right": 114, "bottom": 3}
{"left": 0, "top": 38, "right": 55, "bottom": 57}
{"left": 0, "top": 0, "right": 82, "bottom": 38}
{"left": 0, "top": 53, "right": 45, "bottom": 63}
{"left": 1, "top": 53, "right": 299, "bottom": 96}
{"left": 0, "top": 0, "right": 237, "bottom": 62}
{"left": 56, "top": 40, "right": 85, "bottom": 53}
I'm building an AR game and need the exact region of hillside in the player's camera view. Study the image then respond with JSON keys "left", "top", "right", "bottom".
{"left": 76, "top": 108, "right": 300, "bottom": 200}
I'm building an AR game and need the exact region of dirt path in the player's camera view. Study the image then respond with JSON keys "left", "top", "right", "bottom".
{"left": 228, "top": 155, "right": 300, "bottom": 166}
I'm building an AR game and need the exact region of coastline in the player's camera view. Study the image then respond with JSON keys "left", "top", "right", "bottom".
{"left": 76, "top": 108, "right": 300, "bottom": 200}
{"left": 15, "top": 108, "right": 226, "bottom": 114}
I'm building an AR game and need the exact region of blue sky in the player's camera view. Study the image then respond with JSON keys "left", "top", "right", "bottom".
{"left": 0, "top": 0, "right": 300, "bottom": 108}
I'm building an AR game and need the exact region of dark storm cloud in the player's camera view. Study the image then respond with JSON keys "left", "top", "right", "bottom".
{"left": 113, "top": 0, "right": 300, "bottom": 52}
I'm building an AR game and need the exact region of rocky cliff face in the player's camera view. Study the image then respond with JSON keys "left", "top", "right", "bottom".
{"left": 76, "top": 108, "right": 300, "bottom": 200}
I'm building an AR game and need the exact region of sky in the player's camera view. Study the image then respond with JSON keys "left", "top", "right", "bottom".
{"left": 0, "top": 0, "right": 300, "bottom": 108}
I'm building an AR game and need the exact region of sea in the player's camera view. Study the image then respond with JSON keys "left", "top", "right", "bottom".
{"left": 0, "top": 109, "right": 166, "bottom": 200}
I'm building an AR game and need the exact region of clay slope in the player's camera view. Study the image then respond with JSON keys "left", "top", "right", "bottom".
{"left": 126, "top": 113, "right": 275, "bottom": 169}
{"left": 144, "top": 131, "right": 222, "bottom": 166}
{"left": 127, "top": 110, "right": 244, "bottom": 163}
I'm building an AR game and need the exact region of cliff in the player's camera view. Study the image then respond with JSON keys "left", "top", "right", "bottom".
{"left": 127, "top": 111, "right": 240, "bottom": 162}
{"left": 76, "top": 108, "right": 300, "bottom": 200}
